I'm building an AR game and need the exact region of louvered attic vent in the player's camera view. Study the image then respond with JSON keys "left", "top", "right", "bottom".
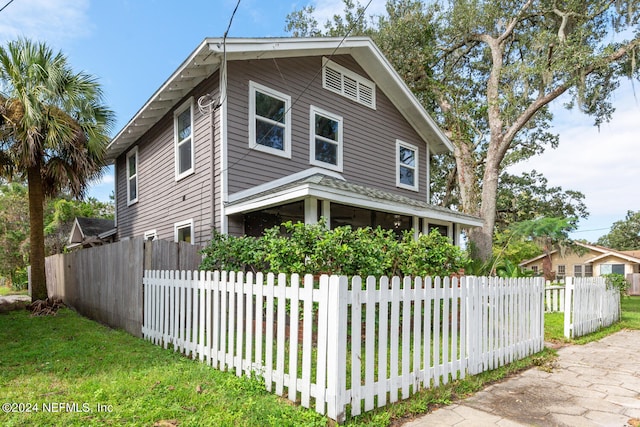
{"left": 322, "top": 58, "right": 376, "bottom": 109}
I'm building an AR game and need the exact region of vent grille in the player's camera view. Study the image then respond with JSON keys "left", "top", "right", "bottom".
{"left": 322, "top": 58, "right": 376, "bottom": 109}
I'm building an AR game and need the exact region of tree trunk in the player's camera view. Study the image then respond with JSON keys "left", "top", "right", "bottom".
{"left": 542, "top": 254, "right": 554, "bottom": 281}
{"left": 470, "top": 155, "right": 501, "bottom": 261}
{"left": 27, "top": 165, "right": 47, "bottom": 302}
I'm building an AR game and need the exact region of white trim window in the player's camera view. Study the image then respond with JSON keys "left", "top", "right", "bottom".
{"left": 249, "top": 81, "right": 291, "bottom": 158}
{"left": 309, "top": 106, "right": 343, "bottom": 172}
{"left": 126, "top": 147, "right": 138, "bottom": 205}
{"left": 174, "top": 219, "right": 194, "bottom": 244}
{"left": 174, "top": 98, "right": 195, "bottom": 180}
{"left": 396, "top": 140, "right": 419, "bottom": 191}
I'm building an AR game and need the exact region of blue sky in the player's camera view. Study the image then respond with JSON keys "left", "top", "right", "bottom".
{"left": 1, "top": 0, "right": 638, "bottom": 243}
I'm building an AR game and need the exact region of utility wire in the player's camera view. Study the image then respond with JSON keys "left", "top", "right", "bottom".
{"left": 0, "top": 0, "right": 15, "bottom": 13}
{"left": 214, "top": 0, "right": 240, "bottom": 109}
{"left": 216, "top": 0, "right": 374, "bottom": 179}
{"left": 224, "top": 0, "right": 241, "bottom": 38}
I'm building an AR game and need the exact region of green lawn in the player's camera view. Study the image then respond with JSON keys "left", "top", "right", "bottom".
{"left": 3, "top": 297, "right": 638, "bottom": 426}
{"left": 0, "top": 309, "right": 326, "bottom": 427}
{"left": 545, "top": 296, "right": 640, "bottom": 344}
{"left": 0, "top": 286, "right": 28, "bottom": 297}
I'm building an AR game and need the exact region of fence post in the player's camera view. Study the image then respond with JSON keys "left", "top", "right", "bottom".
{"left": 563, "top": 277, "right": 573, "bottom": 339}
{"left": 326, "top": 275, "right": 348, "bottom": 423}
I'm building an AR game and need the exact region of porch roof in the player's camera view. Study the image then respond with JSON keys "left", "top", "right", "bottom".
{"left": 225, "top": 172, "right": 482, "bottom": 227}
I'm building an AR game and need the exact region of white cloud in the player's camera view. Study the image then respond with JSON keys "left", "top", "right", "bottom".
{"left": 0, "top": 0, "right": 92, "bottom": 47}
{"left": 509, "top": 80, "right": 640, "bottom": 240}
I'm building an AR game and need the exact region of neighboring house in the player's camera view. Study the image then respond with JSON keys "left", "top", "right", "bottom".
{"left": 67, "top": 217, "right": 116, "bottom": 250}
{"left": 519, "top": 242, "right": 640, "bottom": 280}
{"left": 105, "top": 37, "right": 482, "bottom": 245}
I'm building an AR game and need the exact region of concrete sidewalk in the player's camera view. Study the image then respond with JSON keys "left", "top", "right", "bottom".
{"left": 403, "top": 330, "right": 640, "bottom": 427}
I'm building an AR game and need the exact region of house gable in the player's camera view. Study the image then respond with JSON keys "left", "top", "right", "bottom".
{"left": 107, "top": 37, "right": 478, "bottom": 244}
{"left": 519, "top": 242, "right": 640, "bottom": 278}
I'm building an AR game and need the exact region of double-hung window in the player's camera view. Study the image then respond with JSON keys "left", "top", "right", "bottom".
{"left": 174, "top": 99, "right": 194, "bottom": 180}
{"left": 249, "top": 81, "right": 291, "bottom": 158}
{"left": 574, "top": 265, "right": 583, "bottom": 277}
{"left": 126, "top": 147, "right": 138, "bottom": 205}
{"left": 310, "top": 106, "right": 343, "bottom": 171}
{"left": 396, "top": 140, "right": 419, "bottom": 191}
{"left": 557, "top": 265, "right": 566, "bottom": 280}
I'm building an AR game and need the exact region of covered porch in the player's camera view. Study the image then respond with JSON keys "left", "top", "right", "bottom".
{"left": 225, "top": 172, "right": 482, "bottom": 245}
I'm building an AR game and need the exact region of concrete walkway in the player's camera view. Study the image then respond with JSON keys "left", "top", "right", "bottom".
{"left": 403, "top": 330, "right": 640, "bottom": 427}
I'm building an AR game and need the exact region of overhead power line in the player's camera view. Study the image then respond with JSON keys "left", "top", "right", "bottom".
{"left": 0, "top": 0, "right": 15, "bottom": 13}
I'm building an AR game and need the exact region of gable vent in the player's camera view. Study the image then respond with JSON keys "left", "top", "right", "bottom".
{"left": 322, "top": 58, "right": 376, "bottom": 109}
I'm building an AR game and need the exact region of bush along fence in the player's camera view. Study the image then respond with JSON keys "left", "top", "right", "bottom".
{"left": 563, "top": 276, "right": 621, "bottom": 339}
{"left": 142, "top": 271, "right": 545, "bottom": 423}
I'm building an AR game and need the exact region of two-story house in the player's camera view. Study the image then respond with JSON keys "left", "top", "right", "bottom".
{"left": 106, "top": 37, "right": 482, "bottom": 245}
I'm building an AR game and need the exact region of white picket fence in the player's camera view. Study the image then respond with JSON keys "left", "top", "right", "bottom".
{"left": 563, "top": 276, "right": 621, "bottom": 338}
{"left": 142, "top": 271, "right": 545, "bottom": 423}
{"left": 544, "top": 285, "right": 565, "bottom": 313}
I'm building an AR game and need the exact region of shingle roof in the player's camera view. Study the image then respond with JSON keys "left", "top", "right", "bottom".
{"left": 227, "top": 173, "right": 481, "bottom": 225}
{"left": 75, "top": 217, "right": 115, "bottom": 237}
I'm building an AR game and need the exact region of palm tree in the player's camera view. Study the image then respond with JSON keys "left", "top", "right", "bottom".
{"left": 0, "top": 38, "right": 114, "bottom": 302}
{"left": 509, "top": 217, "right": 578, "bottom": 281}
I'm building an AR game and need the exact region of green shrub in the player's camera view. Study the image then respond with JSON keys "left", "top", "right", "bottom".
{"left": 200, "top": 220, "right": 469, "bottom": 278}
{"left": 603, "top": 273, "right": 630, "bottom": 296}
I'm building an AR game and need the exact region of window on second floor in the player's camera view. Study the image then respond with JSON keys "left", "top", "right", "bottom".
{"left": 310, "top": 106, "right": 343, "bottom": 172}
{"left": 174, "top": 99, "right": 195, "bottom": 180}
{"left": 174, "top": 219, "right": 193, "bottom": 244}
{"left": 126, "top": 147, "right": 138, "bottom": 206}
{"left": 249, "top": 81, "right": 291, "bottom": 158}
{"left": 396, "top": 140, "right": 419, "bottom": 191}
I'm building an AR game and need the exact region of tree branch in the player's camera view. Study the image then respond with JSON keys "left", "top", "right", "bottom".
{"left": 500, "top": 37, "right": 640, "bottom": 159}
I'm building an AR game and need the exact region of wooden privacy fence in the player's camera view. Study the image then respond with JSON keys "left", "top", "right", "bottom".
{"left": 142, "top": 271, "right": 545, "bottom": 422}
{"left": 42, "top": 238, "right": 203, "bottom": 337}
{"left": 563, "top": 276, "right": 621, "bottom": 338}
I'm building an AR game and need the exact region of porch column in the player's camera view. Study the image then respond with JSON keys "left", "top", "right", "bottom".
{"left": 413, "top": 216, "right": 420, "bottom": 240}
{"left": 322, "top": 200, "right": 331, "bottom": 228}
{"left": 305, "top": 198, "right": 318, "bottom": 225}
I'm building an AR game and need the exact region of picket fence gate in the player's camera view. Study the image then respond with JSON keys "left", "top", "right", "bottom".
{"left": 544, "top": 285, "right": 565, "bottom": 313}
{"left": 563, "top": 276, "right": 621, "bottom": 338}
{"left": 142, "top": 271, "right": 545, "bottom": 423}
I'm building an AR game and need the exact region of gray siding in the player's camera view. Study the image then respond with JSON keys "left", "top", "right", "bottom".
{"left": 225, "top": 55, "right": 429, "bottom": 201}
{"left": 116, "top": 73, "right": 220, "bottom": 245}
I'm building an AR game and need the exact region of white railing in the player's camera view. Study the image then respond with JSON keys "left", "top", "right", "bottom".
{"left": 563, "top": 276, "right": 621, "bottom": 338}
{"left": 142, "top": 271, "right": 545, "bottom": 423}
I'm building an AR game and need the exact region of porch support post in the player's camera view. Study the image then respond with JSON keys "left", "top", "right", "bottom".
{"left": 413, "top": 216, "right": 420, "bottom": 240}
{"left": 321, "top": 200, "right": 331, "bottom": 228}
{"left": 305, "top": 198, "right": 318, "bottom": 225}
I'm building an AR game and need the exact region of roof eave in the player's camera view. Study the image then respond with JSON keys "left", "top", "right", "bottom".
{"left": 106, "top": 37, "right": 453, "bottom": 161}
{"left": 105, "top": 39, "right": 221, "bottom": 162}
